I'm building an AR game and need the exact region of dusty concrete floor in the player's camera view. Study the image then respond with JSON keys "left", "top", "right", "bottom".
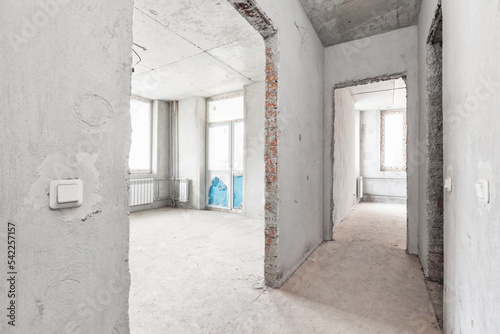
{"left": 129, "top": 203, "right": 441, "bottom": 333}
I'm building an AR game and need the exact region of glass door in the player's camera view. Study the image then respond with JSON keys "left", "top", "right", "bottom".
{"left": 206, "top": 93, "right": 244, "bottom": 211}
{"left": 207, "top": 123, "right": 232, "bottom": 209}
{"left": 232, "top": 121, "right": 244, "bottom": 210}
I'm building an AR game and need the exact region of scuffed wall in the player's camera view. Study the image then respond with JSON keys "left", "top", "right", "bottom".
{"left": 177, "top": 97, "right": 207, "bottom": 210}
{"left": 442, "top": 1, "right": 500, "bottom": 332}
{"left": 244, "top": 82, "right": 266, "bottom": 218}
{"left": 332, "top": 88, "right": 358, "bottom": 227}
{"left": 324, "top": 26, "right": 419, "bottom": 253}
{"left": 0, "top": 1, "right": 133, "bottom": 333}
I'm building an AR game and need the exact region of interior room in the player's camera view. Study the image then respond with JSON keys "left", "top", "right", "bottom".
{"left": 126, "top": 1, "right": 267, "bottom": 332}
{"left": 2, "top": 0, "right": 499, "bottom": 333}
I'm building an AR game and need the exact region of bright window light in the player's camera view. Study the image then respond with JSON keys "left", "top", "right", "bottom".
{"left": 208, "top": 95, "right": 244, "bottom": 123}
{"left": 381, "top": 110, "right": 407, "bottom": 172}
{"left": 129, "top": 98, "right": 152, "bottom": 173}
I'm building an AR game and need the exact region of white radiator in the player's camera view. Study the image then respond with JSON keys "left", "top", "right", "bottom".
{"left": 129, "top": 178, "right": 154, "bottom": 206}
{"left": 178, "top": 179, "right": 189, "bottom": 203}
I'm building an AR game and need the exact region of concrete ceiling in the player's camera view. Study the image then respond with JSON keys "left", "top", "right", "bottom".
{"left": 131, "top": 0, "right": 265, "bottom": 101}
{"left": 350, "top": 78, "right": 407, "bottom": 110}
{"left": 298, "top": 0, "right": 422, "bottom": 47}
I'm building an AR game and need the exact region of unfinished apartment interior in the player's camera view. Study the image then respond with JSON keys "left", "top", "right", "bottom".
{"left": 1, "top": 0, "right": 499, "bottom": 333}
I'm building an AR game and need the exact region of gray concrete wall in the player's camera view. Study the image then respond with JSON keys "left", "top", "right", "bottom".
{"left": 244, "top": 82, "right": 266, "bottom": 218}
{"left": 324, "top": 26, "right": 419, "bottom": 254}
{"left": 252, "top": 0, "right": 325, "bottom": 286}
{"left": 177, "top": 97, "right": 207, "bottom": 210}
{"left": 0, "top": 1, "right": 133, "bottom": 333}
{"left": 130, "top": 100, "right": 173, "bottom": 212}
{"left": 332, "top": 88, "right": 358, "bottom": 227}
{"left": 417, "top": 0, "right": 439, "bottom": 283}
{"left": 360, "top": 110, "right": 407, "bottom": 200}
{"left": 442, "top": 1, "right": 500, "bottom": 332}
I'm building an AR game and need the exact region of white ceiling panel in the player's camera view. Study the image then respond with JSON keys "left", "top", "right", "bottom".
{"left": 134, "top": 0, "right": 258, "bottom": 51}
{"left": 208, "top": 33, "right": 266, "bottom": 82}
{"left": 133, "top": 8, "right": 202, "bottom": 69}
{"left": 131, "top": 53, "right": 252, "bottom": 101}
{"left": 131, "top": 0, "right": 265, "bottom": 100}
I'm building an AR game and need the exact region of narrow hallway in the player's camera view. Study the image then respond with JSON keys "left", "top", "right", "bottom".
{"left": 226, "top": 203, "right": 441, "bottom": 333}
{"left": 273, "top": 202, "right": 441, "bottom": 333}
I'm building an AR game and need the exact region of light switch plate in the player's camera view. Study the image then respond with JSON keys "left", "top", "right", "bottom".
{"left": 50, "top": 180, "right": 83, "bottom": 209}
{"left": 444, "top": 177, "right": 452, "bottom": 192}
{"left": 475, "top": 179, "right": 490, "bottom": 204}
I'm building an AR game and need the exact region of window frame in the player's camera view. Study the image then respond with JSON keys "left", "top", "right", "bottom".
{"left": 380, "top": 109, "right": 407, "bottom": 172}
{"left": 129, "top": 95, "right": 155, "bottom": 174}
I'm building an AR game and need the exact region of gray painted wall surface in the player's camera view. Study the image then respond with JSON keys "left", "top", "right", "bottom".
{"left": 442, "top": 1, "right": 500, "bottom": 332}
{"left": 360, "top": 110, "right": 407, "bottom": 199}
{"left": 130, "top": 100, "right": 173, "bottom": 212}
{"left": 177, "top": 97, "right": 207, "bottom": 210}
{"left": 332, "top": 88, "right": 358, "bottom": 227}
{"left": 417, "top": 0, "right": 439, "bottom": 282}
{"left": 254, "top": 0, "right": 325, "bottom": 285}
{"left": 0, "top": 1, "right": 133, "bottom": 333}
{"left": 244, "top": 82, "right": 266, "bottom": 218}
{"left": 324, "top": 26, "right": 419, "bottom": 253}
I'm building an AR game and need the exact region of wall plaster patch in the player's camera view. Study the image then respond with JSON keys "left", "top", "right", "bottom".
{"left": 73, "top": 94, "right": 114, "bottom": 133}
{"left": 25, "top": 151, "right": 101, "bottom": 221}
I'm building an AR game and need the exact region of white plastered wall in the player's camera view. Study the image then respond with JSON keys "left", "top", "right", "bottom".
{"left": 177, "top": 97, "right": 207, "bottom": 210}
{"left": 441, "top": 1, "right": 500, "bottom": 332}
{"left": 332, "top": 88, "right": 358, "bottom": 227}
{"left": 324, "top": 26, "right": 419, "bottom": 253}
{"left": 244, "top": 82, "right": 266, "bottom": 218}
{"left": 253, "top": 0, "right": 325, "bottom": 285}
{"left": 0, "top": 1, "right": 133, "bottom": 333}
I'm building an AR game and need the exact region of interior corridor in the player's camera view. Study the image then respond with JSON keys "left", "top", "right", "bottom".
{"left": 130, "top": 203, "right": 440, "bottom": 333}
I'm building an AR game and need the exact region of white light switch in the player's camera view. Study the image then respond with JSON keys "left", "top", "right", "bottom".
{"left": 444, "top": 177, "right": 452, "bottom": 192}
{"left": 475, "top": 179, "right": 490, "bottom": 204}
{"left": 57, "top": 184, "right": 79, "bottom": 204}
{"left": 50, "top": 180, "right": 83, "bottom": 209}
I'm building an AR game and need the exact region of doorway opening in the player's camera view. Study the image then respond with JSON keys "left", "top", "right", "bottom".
{"left": 127, "top": 0, "right": 279, "bottom": 331}
{"left": 331, "top": 74, "right": 409, "bottom": 250}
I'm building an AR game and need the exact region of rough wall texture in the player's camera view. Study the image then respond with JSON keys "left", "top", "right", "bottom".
{"left": 425, "top": 7, "right": 443, "bottom": 282}
{"left": 177, "top": 97, "right": 206, "bottom": 210}
{"left": 324, "top": 27, "right": 419, "bottom": 253}
{"left": 0, "top": 1, "right": 133, "bottom": 333}
{"left": 332, "top": 88, "right": 358, "bottom": 228}
{"left": 244, "top": 82, "right": 266, "bottom": 218}
{"left": 442, "top": 1, "right": 500, "bottom": 332}
{"left": 231, "top": 0, "right": 325, "bottom": 287}
{"left": 417, "top": 0, "right": 439, "bottom": 282}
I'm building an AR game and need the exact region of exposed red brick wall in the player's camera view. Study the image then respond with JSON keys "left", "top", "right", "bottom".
{"left": 228, "top": 0, "right": 280, "bottom": 287}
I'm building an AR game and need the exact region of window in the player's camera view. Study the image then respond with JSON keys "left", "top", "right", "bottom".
{"left": 129, "top": 97, "right": 153, "bottom": 173}
{"left": 381, "top": 110, "right": 407, "bottom": 172}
